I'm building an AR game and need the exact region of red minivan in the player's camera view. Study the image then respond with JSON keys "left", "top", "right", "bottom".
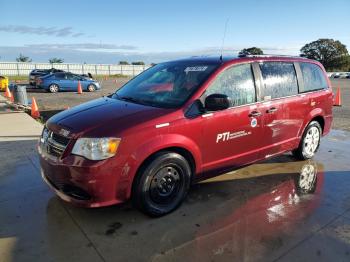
{"left": 38, "top": 55, "right": 333, "bottom": 216}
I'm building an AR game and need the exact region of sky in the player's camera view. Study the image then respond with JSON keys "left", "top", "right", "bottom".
{"left": 1, "top": 0, "right": 350, "bottom": 64}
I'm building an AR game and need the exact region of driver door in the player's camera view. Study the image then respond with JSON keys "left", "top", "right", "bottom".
{"left": 201, "top": 63, "right": 264, "bottom": 172}
{"left": 65, "top": 73, "right": 80, "bottom": 91}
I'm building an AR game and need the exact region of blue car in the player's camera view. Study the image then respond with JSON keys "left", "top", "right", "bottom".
{"left": 37, "top": 72, "right": 101, "bottom": 93}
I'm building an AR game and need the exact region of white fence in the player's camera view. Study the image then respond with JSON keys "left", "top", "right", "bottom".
{"left": 0, "top": 62, "right": 151, "bottom": 76}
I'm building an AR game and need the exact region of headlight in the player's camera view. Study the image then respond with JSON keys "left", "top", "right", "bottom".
{"left": 72, "top": 137, "right": 121, "bottom": 160}
{"left": 40, "top": 128, "right": 49, "bottom": 143}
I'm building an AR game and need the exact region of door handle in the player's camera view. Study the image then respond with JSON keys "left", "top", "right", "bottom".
{"left": 266, "top": 107, "right": 278, "bottom": 113}
{"left": 249, "top": 111, "right": 262, "bottom": 117}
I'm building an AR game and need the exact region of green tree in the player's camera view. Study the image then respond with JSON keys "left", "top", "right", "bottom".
{"left": 119, "top": 61, "right": 129, "bottom": 65}
{"left": 239, "top": 47, "right": 264, "bottom": 56}
{"left": 49, "top": 58, "right": 64, "bottom": 64}
{"left": 131, "top": 61, "right": 145, "bottom": 65}
{"left": 16, "top": 53, "right": 32, "bottom": 62}
{"left": 300, "top": 39, "right": 350, "bottom": 71}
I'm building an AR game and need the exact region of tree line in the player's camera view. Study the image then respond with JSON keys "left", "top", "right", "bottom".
{"left": 14, "top": 38, "right": 350, "bottom": 71}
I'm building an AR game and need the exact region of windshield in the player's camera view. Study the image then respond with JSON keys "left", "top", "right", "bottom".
{"left": 113, "top": 61, "right": 219, "bottom": 108}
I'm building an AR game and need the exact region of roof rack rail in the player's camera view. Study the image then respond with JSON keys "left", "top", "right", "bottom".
{"left": 237, "top": 54, "right": 307, "bottom": 59}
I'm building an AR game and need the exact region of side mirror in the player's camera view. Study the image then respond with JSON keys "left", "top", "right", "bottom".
{"left": 205, "top": 93, "right": 232, "bottom": 111}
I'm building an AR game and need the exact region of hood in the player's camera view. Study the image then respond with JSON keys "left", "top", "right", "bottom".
{"left": 47, "top": 97, "right": 172, "bottom": 137}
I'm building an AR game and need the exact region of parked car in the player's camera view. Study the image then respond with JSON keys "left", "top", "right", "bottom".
{"left": 333, "top": 73, "right": 349, "bottom": 79}
{"left": 38, "top": 55, "right": 333, "bottom": 216}
{"left": 36, "top": 72, "right": 101, "bottom": 93}
{"left": 29, "top": 68, "right": 65, "bottom": 86}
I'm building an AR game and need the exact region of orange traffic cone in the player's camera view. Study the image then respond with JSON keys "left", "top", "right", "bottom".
{"left": 77, "top": 81, "right": 83, "bottom": 94}
{"left": 4, "top": 86, "right": 11, "bottom": 98}
{"left": 31, "top": 97, "right": 40, "bottom": 119}
{"left": 4, "top": 87, "right": 14, "bottom": 102}
{"left": 10, "top": 91, "right": 14, "bottom": 103}
{"left": 334, "top": 87, "right": 342, "bottom": 106}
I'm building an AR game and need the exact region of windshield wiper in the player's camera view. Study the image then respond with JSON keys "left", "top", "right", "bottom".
{"left": 118, "top": 95, "right": 148, "bottom": 105}
{"left": 114, "top": 93, "right": 163, "bottom": 108}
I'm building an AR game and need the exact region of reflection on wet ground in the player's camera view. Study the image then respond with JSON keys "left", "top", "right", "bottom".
{"left": 1, "top": 130, "right": 350, "bottom": 262}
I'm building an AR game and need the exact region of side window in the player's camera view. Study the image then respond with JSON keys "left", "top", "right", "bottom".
{"left": 205, "top": 63, "right": 256, "bottom": 106}
{"left": 55, "top": 73, "right": 66, "bottom": 79}
{"left": 66, "top": 74, "right": 79, "bottom": 80}
{"left": 300, "top": 62, "right": 328, "bottom": 92}
{"left": 259, "top": 62, "right": 298, "bottom": 99}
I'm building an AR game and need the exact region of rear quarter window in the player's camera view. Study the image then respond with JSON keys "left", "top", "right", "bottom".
{"left": 259, "top": 62, "right": 298, "bottom": 99}
{"left": 299, "top": 62, "right": 328, "bottom": 92}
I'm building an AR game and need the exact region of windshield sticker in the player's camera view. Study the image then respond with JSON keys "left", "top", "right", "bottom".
{"left": 216, "top": 130, "right": 252, "bottom": 143}
{"left": 184, "top": 66, "right": 208, "bottom": 74}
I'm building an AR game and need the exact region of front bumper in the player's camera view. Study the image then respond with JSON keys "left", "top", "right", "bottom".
{"left": 39, "top": 149, "right": 131, "bottom": 208}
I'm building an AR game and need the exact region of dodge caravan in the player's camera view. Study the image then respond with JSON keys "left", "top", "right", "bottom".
{"left": 38, "top": 55, "right": 333, "bottom": 216}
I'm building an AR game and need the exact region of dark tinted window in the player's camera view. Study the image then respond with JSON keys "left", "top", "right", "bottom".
{"left": 66, "top": 74, "right": 80, "bottom": 80}
{"left": 300, "top": 62, "right": 328, "bottom": 92}
{"left": 259, "top": 62, "right": 298, "bottom": 99}
{"left": 55, "top": 73, "right": 66, "bottom": 79}
{"left": 205, "top": 63, "right": 256, "bottom": 106}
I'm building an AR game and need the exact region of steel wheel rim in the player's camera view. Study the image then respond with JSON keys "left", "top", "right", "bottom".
{"left": 88, "top": 85, "right": 95, "bottom": 91}
{"left": 304, "top": 126, "right": 320, "bottom": 156}
{"left": 149, "top": 165, "right": 182, "bottom": 205}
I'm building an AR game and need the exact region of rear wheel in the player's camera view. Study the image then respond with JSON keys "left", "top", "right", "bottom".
{"left": 48, "top": 84, "right": 59, "bottom": 93}
{"left": 293, "top": 121, "right": 321, "bottom": 160}
{"left": 132, "top": 152, "right": 191, "bottom": 217}
{"left": 87, "top": 84, "right": 96, "bottom": 92}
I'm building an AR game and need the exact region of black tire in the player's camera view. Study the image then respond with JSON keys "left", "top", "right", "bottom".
{"left": 292, "top": 121, "right": 322, "bottom": 160}
{"left": 48, "top": 84, "right": 59, "bottom": 93}
{"left": 132, "top": 152, "right": 191, "bottom": 217}
{"left": 87, "top": 84, "right": 96, "bottom": 92}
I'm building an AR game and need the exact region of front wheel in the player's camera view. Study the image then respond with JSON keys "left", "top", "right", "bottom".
{"left": 87, "top": 84, "right": 96, "bottom": 92}
{"left": 293, "top": 121, "right": 322, "bottom": 160}
{"left": 132, "top": 152, "right": 191, "bottom": 217}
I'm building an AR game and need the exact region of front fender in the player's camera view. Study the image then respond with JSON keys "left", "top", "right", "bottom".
{"left": 133, "top": 133, "right": 202, "bottom": 174}
{"left": 121, "top": 133, "right": 203, "bottom": 200}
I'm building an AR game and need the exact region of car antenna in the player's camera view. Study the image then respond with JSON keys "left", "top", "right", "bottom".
{"left": 220, "top": 18, "right": 229, "bottom": 61}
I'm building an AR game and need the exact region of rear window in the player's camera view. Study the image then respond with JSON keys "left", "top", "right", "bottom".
{"left": 299, "top": 62, "right": 328, "bottom": 92}
{"left": 259, "top": 62, "right": 298, "bottom": 99}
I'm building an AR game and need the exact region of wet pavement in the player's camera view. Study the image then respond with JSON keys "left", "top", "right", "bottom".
{"left": 1, "top": 130, "right": 350, "bottom": 262}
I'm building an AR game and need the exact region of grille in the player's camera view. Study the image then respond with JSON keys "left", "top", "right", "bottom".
{"left": 44, "top": 173, "right": 91, "bottom": 200}
{"left": 52, "top": 132, "right": 70, "bottom": 146}
{"left": 44, "top": 128, "right": 70, "bottom": 157}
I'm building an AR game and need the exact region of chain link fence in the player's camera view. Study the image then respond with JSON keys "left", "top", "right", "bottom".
{"left": 0, "top": 62, "right": 151, "bottom": 76}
